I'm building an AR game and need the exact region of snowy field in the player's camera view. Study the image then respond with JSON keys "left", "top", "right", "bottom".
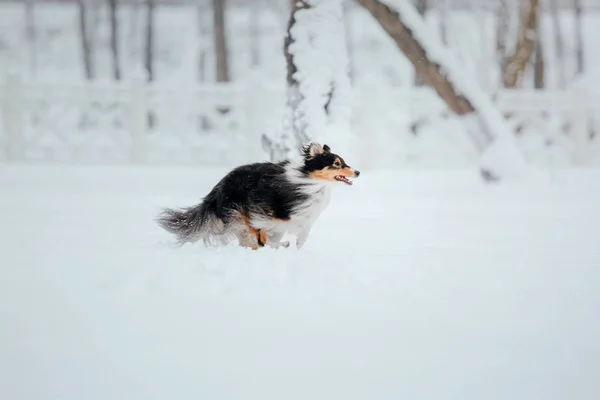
{"left": 1, "top": 164, "right": 600, "bottom": 399}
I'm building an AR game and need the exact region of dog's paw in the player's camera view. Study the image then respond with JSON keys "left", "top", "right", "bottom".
{"left": 268, "top": 240, "right": 290, "bottom": 249}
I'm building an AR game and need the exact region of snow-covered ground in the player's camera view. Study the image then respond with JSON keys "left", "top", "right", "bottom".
{"left": 1, "top": 164, "right": 600, "bottom": 399}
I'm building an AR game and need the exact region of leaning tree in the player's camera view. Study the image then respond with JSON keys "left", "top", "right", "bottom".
{"left": 357, "top": 0, "right": 530, "bottom": 181}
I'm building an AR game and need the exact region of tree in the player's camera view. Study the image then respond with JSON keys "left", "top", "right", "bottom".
{"left": 145, "top": 0, "right": 154, "bottom": 82}
{"left": 549, "top": 0, "right": 565, "bottom": 88}
{"left": 145, "top": 0, "right": 155, "bottom": 128}
{"left": 414, "top": 0, "right": 427, "bottom": 86}
{"left": 503, "top": 0, "right": 539, "bottom": 88}
{"left": 213, "top": 0, "right": 230, "bottom": 82}
{"left": 357, "top": 0, "right": 475, "bottom": 116}
{"left": 78, "top": 0, "right": 94, "bottom": 80}
{"left": 533, "top": 29, "right": 545, "bottom": 88}
{"left": 357, "top": 0, "right": 528, "bottom": 181}
{"left": 533, "top": 9, "right": 544, "bottom": 89}
{"left": 262, "top": 0, "right": 353, "bottom": 162}
{"left": 573, "top": 0, "right": 584, "bottom": 75}
{"left": 108, "top": 0, "right": 121, "bottom": 80}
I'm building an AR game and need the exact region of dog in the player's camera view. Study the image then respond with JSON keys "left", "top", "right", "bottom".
{"left": 156, "top": 142, "right": 360, "bottom": 250}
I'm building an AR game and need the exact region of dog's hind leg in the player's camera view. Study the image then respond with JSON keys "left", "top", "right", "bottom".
{"left": 237, "top": 215, "right": 266, "bottom": 250}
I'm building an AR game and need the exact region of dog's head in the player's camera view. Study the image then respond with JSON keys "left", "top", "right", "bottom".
{"left": 300, "top": 142, "right": 360, "bottom": 186}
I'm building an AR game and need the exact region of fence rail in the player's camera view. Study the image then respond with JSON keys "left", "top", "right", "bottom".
{"left": 1, "top": 73, "right": 599, "bottom": 168}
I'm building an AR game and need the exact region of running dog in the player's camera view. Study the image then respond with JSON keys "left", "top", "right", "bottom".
{"left": 156, "top": 142, "right": 360, "bottom": 250}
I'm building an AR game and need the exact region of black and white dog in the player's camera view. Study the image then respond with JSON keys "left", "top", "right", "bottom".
{"left": 157, "top": 142, "right": 360, "bottom": 250}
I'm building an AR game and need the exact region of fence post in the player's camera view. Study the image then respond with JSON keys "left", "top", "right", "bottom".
{"left": 2, "top": 72, "right": 25, "bottom": 161}
{"left": 571, "top": 87, "right": 590, "bottom": 165}
{"left": 129, "top": 71, "right": 148, "bottom": 163}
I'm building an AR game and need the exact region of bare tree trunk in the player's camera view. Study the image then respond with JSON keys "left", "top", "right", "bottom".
{"left": 197, "top": 2, "right": 207, "bottom": 82}
{"left": 534, "top": 14, "right": 545, "bottom": 89}
{"left": 503, "top": 0, "right": 539, "bottom": 88}
{"left": 25, "top": 0, "right": 37, "bottom": 78}
{"left": 549, "top": 0, "right": 565, "bottom": 88}
{"left": 109, "top": 0, "right": 121, "bottom": 80}
{"left": 145, "top": 0, "right": 155, "bottom": 128}
{"left": 145, "top": 0, "right": 154, "bottom": 82}
{"left": 78, "top": 0, "right": 94, "bottom": 80}
{"left": 573, "top": 0, "right": 584, "bottom": 74}
{"left": 357, "top": 0, "right": 474, "bottom": 115}
{"left": 213, "top": 0, "right": 230, "bottom": 82}
{"left": 414, "top": 0, "right": 427, "bottom": 86}
{"left": 496, "top": 0, "right": 510, "bottom": 86}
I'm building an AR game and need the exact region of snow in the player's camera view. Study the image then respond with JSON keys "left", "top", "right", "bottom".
{"left": 1, "top": 164, "right": 600, "bottom": 399}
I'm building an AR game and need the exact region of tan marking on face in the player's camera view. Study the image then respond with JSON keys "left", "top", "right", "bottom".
{"left": 309, "top": 167, "right": 339, "bottom": 182}
{"left": 337, "top": 166, "right": 354, "bottom": 177}
{"left": 308, "top": 166, "right": 355, "bottom": 182}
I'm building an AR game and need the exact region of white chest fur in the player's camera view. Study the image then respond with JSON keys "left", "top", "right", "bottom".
{"left": 287, "top": 184, "right": 331, "bottom": 234}
{"left": 249, "top": 179, "right": 332, "bottom": 238}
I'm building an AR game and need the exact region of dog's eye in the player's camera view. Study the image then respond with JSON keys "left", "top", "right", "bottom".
{"left": 333, "top": 161, "right": 341, "bottom": 168}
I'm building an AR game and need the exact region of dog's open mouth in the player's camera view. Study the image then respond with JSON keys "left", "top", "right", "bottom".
{"left": 335, "top": 175, "right": 353, "bottom": 185}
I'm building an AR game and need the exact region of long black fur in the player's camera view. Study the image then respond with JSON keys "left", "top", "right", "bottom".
{"left": 156, "top": 160, "right": 309, "bottom": 244}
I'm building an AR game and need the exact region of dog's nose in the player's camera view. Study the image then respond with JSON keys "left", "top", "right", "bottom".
{"left": 354, "top": 170, "right": 361, "bottom": 177}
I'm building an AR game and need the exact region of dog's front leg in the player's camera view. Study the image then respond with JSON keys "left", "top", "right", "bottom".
{"left": 267, "top": 232, "right": 290, "bottom": 249}
{"left": 296, "top": 226, "right": 312, "bottom": 249}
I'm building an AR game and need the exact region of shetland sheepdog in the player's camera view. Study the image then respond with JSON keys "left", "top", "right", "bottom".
{"left": 156, "top": 142, "right": 360, "bottom": 250}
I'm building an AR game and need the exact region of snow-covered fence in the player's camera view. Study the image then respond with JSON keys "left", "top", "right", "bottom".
{"left": 0, "top": 73, "right": 275, "bottom": 165}
{"left": 353, "top": 80, "right": 600, "bottom": 168}
{"left": 1, "top": 73, "right": 598, "bottom": 168}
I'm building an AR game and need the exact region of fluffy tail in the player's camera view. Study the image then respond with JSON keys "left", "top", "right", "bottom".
{"left": 156, "top": 202, "right": 224, "bottom": 245}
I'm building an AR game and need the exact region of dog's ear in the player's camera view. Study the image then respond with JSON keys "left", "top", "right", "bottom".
{"left": 323, "top": 144, "right": 331, "bottom": 153}
{"left": 301, "top": 142, "right": 325, "bottom": 160}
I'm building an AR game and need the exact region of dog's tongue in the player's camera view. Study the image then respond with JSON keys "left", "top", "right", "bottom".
{"left": 337, "top": 176, "right": 352, "bottom": 185}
